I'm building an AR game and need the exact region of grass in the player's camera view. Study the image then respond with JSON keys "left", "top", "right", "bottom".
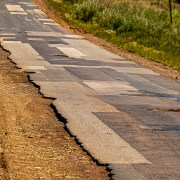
{"left": 47, "top": 0, "right": 180, "bottom": 69}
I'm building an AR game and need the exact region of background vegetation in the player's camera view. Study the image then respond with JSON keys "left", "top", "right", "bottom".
{"left": 47, "top": 0, "right": 180, "bottom": 69}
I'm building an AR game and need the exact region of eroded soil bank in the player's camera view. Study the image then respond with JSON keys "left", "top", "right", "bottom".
{"left": 0, "top": 46, "right": 110, "bottom": 179}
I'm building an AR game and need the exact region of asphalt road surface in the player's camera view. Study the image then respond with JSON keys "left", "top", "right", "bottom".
{"left": 0, "top": 0, "right": 180, "bottom": 179}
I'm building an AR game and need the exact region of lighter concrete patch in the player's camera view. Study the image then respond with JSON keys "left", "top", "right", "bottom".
{"left": 27, "top": 38, "right": 44, "bottom": 41}
{"left": 57, "top": 47, "right": 87, "bottom": 58}
{"left": 10, "top": 12, "right": 27, "bottom": 15}
{"left": 1, "top": 33, "right": 16, "bottom": 36}
{"left": 84, "top": 81, "right": 138, "bottom": 95}
{"left": 38, "top": 18, "right": 53, "bottom": 21}
{"left": 18, "top": 2, "right": 34, "bottom": 5}
{"left": 5, "top": 4, "right": 27, "bottom": 15}
{"left": 26, "top": 31, "right": 63, "bottom": 37}
{"left": 27, "top": 4, "right": 38, "bottom": 7}
{"left": 112, "top": 67, "right": 158, "bottom": 75}
{"left": 6, "top": 5, "right": 24, "bottom": 12}
{"left": 43, "top": 22, "right": 58, "bottom": 25}
{"left": 33, "top": 9, "right": 45, "bottom": 15}
{"left": 1, "top": 41, "right": 49, "bottom": 67}
{"left": 2, "top": 37, "right": 16, "bottom": 40}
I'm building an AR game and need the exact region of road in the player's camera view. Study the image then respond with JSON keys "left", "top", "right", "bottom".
{"left": 0, "top": 0, "right": 180, "bottom": 179}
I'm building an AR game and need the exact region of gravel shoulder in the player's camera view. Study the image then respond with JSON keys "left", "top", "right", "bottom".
{"left": 0, "top": 46, "right": 110, "bottom": 179}
{"left": 33, "top": 0, "right": 180, "bottom": 82}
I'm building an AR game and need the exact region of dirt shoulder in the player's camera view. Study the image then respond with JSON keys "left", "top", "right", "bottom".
{"left": 33, "top": 0, "right": 180, "bottom": 82}
{"left": 0, "top": 46, "right": 110, "bottom": 179}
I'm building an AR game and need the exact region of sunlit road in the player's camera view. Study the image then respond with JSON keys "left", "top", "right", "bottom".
{"left": 0, "top": 0, "right": 180, "bottom": 179}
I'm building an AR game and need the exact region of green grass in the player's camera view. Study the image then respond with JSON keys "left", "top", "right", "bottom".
{"left": 47, "top": 0, "right": 180, "bottom": 69}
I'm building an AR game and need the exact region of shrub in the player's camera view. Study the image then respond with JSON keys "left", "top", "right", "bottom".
{"left": 76, "top": 0, "right": 99, "bottom": 22}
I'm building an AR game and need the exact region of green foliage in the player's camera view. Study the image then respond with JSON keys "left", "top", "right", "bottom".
{"left": 172, "top": 9, "right": 180, "bottom": 24}
{"left": 75, "top": 1, "right": 99, "bottom": 21}
{"left": 62, "top": 0, "right": 79, "bottom": 4}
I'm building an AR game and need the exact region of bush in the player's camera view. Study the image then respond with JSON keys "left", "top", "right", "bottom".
{"left": 76, "top": 1, "right": 99, "bottom": 22}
